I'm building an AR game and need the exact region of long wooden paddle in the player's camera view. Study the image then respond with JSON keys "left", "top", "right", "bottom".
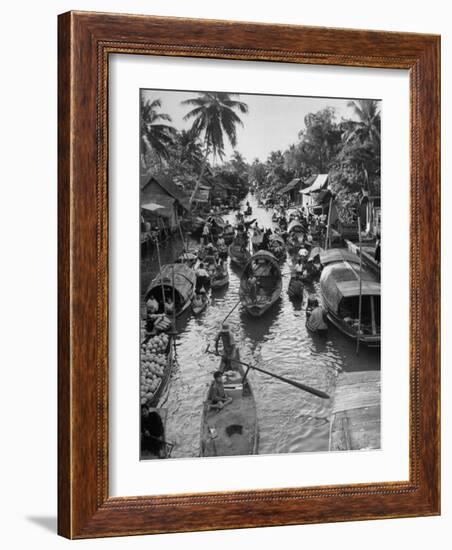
{"left": 206, "top": 348, "right": 330, "bottom": 399}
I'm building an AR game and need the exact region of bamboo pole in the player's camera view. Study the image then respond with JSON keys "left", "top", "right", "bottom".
{"left": 356, "top": 217, "right": 363, "bottom": 355}
{"left": 154, "top": 238, "right": 166, "bottom": 313}
{"left": 325, "top": 196, "right": 333, "bottom": 250}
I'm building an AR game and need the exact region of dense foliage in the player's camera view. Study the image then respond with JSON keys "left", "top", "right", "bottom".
{"left": 140, "top": 93, "right": 380, "bottom": 219}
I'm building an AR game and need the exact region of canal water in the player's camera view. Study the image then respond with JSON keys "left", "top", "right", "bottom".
{"left": 141, "top": 193, "right": 380, "bottom": 459}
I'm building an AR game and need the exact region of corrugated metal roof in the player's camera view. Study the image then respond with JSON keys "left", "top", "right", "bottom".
{"left": 300, "top": 173, "right": 329, "bottom": 194}
{"left": 278, "top": 178, "right": 301, "bottom": 194}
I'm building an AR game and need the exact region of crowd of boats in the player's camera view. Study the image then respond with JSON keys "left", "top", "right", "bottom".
{"left": 140, "top": 199, "right": 381, "bottom": 459}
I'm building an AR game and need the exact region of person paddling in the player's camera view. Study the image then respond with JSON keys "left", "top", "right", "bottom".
{"left": 214, "top": 323, "right": 235, "bottom": 372}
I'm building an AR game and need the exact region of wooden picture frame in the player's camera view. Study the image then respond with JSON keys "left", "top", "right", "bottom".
{"left": 58, "top": 11, "right": 440, "bottom": 539}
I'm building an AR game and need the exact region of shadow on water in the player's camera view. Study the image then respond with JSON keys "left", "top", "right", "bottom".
{"left": 143, "top": 192, "right": 380, "bottom": 459}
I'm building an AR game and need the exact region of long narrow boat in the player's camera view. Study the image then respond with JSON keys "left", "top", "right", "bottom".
{"left": 200, "top": 347, "right": 259, "bottom": 457}
{"left": 145, "top": 263, "right": 196, "bottom": 317}
{"left": 223, "top": 224, "right": 235, "bottom": 245}
{"left": 268, "top": 233, "right": 286, "bottom": 263}
{"left": 228, "top": 238, "right": 251, "bottom": 268}
{"left": 239, "top": 250, "right": 282, "bottom": 316}
{"left": 319, "top": 250, "right": 380, "bottom": 346}
{"left": 192, "top": 292, "right": 209, "bottom": 315}
{"left": 211, "top": 268, "right": 229, "bottom": 289}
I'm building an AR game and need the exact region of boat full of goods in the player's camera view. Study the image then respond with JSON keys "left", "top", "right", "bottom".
{"left": 140, "top": 333, "right": 174, "bottom": 408}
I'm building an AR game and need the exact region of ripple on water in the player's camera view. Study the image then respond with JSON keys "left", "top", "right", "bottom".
{"left": 143, "top": 193, "right": 380, "bottom": 459}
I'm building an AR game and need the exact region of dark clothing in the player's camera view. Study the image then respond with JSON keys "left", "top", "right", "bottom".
{"left": 207, "top": 381, "right": 227, "bottom": 404}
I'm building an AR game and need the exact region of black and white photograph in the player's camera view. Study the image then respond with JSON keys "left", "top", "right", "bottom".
{"left": 139, "top": 88, "right": 381, "bottom": 460}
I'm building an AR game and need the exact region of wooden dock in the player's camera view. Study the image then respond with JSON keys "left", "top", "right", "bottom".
{"left": 329, "top": 370, "right": 381, "bottom": 452}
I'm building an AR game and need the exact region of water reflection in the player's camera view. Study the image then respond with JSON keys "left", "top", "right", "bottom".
{"left": 141, "top": 193, "right": 380, "bottom": 458}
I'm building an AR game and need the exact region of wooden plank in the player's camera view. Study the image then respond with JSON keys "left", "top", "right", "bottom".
{"left": 329, "top": 371, "right": 381, "bottom": 451}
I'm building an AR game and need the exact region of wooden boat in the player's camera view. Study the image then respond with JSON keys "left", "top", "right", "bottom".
{"left": 268, "top": 234, "right": 286, "bottom": 263}
{"left": 211, "top": 268, "right": 229, "bottom": 289}
{"left": 140, "top": 333, "right": 174, "bottom": 408}
{"left": 206, "top": 215, "right": 226, "bottom": 238}
{"left": 251, "top": 228, "right": 264, "bottom": 252}
{"left": 223, "top": 224, "right": 235, "bottom": 245}
{"left": 176, "top": 250, "right": 198, "bottom": 269}
{"left": 141, "top": 407, "right": 173, "bottom": 459}
{"left": 239, "top": 251, "right": 282, "bottom": 317}
{"left": 217, "top": 243, "right": 229, "bottom": 260}
{"left": 287, "top": 274, "right": 304, "bottom": 300}
{"left": 319, "top": 251, "right": 380, "bottom": 346}
{"left": 320, "top": 248, "right": 361, "bottom": 267}
{"left": 192, "top": 292, "right": 209, "bottom": 315}
{"left": 229, "top": 239, "right": 252, "bottom": 268}
{"left": 145, "top": 263, "right": 196, "bottom": 317}
{"left": 200, "top": 347, "right": 259, "bottom": 457}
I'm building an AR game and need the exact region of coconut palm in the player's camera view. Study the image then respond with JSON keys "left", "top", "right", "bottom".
{"left": 140, "top": 97, "right": 177, "bottom": 169}
{"left": 182, "top": 92, "right": 248, "bottom": 208}
{"left": 178, "top": 129, "right": 204, "bottom": 172}
{"left": 182, "top": 92, "right": 249, "bottom": 161}
{"left": 344, "top": 99, "right": 381, "bottom": 145}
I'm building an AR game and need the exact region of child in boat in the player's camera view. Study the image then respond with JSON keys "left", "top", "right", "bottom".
{"left": 164, "top": 296, "right": 174, "bottom": 316}
{"left": 207, "top": 371, "right": 233, "bottom": 411}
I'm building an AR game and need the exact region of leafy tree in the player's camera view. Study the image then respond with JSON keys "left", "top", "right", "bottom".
{"left": 249, "top": 158, "right": 267, "bottom": 188}
{"left": 140, "top": 96, "right": 177, "bottom": 169}
{"left": 182, "top": 92, "right": 249, "bottom": 161}
{"left": 343, "top": 99, "right": 380, "bottom": 146}
{"left": 182, "top": 92, "right": 249, "bottom": 208}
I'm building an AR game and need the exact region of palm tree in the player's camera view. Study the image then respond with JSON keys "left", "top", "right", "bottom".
{"left": 182, "top": 92, "right": 249, "bottom": 207}
{"left": 140, "top": 97, "right": 177, "bottom": 169}
{"left": 178, "top": 129, "right": 204, "bottom": 172}
{"left": 344, "top": 99, "right": 381, "bottom": 145}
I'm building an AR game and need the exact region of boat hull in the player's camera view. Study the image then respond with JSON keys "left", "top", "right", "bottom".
{"left": 211, "top": 275, "right": 229, "bottom": 289}
{"left": 200, "top": 349, "right": 259, "bottom": 457}
{"left": 325, "top": 311, "right": 380, "bottom": 347}
{"left": 243, "top": 297, "right": 280, "bottom": 317}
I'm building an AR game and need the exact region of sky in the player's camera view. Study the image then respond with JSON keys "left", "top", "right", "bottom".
{"left": 141, "top": 88, "right": 378, "bottom": 163}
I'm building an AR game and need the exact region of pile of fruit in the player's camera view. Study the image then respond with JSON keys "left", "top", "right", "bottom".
{"left": 140, "top": 333, "right": 170, "bottom": 405}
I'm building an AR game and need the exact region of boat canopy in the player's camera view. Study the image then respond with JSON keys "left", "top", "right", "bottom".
{"left": 269, "top": 234, "right": 285, "bottom": 245}
{"left": 287, "top": 220, "right": 304, "bottom": 234}
{"left": 242, "top": 250, "right": 281, "bottom": 277}
{"left": 308, "top": 246, "right": 323, "bottom": 260}
{"left": 207, "top": 215, "right": 225, "bottom": 228}
{"left": 320, "top": 249, "right": 361, "bottom": 266}
{"left": 320, "top": 262, "right": 380, "bottom": 313}
{"left": 146, "top": 263, "right": 196, "bottom": 305}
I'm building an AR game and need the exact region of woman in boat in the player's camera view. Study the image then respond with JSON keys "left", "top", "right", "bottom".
{"left": 306, "top": 297, "right": 328, "bottom": 334}
{"left": 192, "top": 287, "right": 208, "bottom": 314}
{"left": 195, "top": 263, "right": 210, "bottom": 292}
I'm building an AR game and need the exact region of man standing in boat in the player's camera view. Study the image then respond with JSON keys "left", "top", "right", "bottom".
{"left": 215, "top": 322, "right": 235, "bottom": 372}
